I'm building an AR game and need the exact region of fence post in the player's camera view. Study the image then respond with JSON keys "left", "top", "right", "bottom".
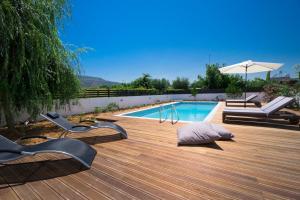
{"left": 108, "top": 88, "right": 110, "bottom": 97}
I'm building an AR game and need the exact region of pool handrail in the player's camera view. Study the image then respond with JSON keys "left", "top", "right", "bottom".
{"left": 171, "top": 104, "right": 180, "bottom": 124}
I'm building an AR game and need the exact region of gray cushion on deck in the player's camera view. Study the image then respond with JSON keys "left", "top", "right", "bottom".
{"left": 177, "top": 123, "right": 221, "bottom": 145}
{"left": 261, "top": 96, "right": 285, "bottom": 111}
{"left": 263, "top": 97, "right": 294, "bottom": 114}
{"left": 210, "top": 124, "right": 234, "bottom": 140}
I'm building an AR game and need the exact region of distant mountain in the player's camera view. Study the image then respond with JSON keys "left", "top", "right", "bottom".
{"left": 78, "top": 75, "right": 120, "bottom": 88}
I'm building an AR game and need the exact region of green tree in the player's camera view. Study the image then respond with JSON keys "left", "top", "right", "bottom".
{"left": 224, "top": 74, "right": 244, "bottom": 97}
{"left": 172, "top": 77, "right": 190, "bottom": 90}
{"left": 205, "top": 64, "right": 229, "bottom": 89}
{"left": 225, "top": 83, "right": 243, "bottom": 98}
{"left": 248, "top": 78, "right": 266, "bottom": 91}
{"left": 295, "top": 64, "right": 300, "bottom": 79}
{"left": 206, "top": 64, "right": 221, "bottom": 88}
{"left": 0, "top": 0, "right": 81, "bottom": 132}
{"left": 228, "top": 75, "right": 244, "bottom": 88}
{"left": 191, "top": 85, "right": 198, "bottom": 100}
{"left": 132, "top": 73, "right": 153, "bottom": 89}
{"left": 191, "top": 75, "right": 206, "bottom": 89}
{"left": 266, "top": 71, "right": 271, "bottom": 82}
{"left": 151, "top": 78, "right": 170, "bottom": 92}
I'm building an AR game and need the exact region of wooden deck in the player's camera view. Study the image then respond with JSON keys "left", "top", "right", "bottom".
{"left": 1, "top": 102, "right": 300, "bottom": 200}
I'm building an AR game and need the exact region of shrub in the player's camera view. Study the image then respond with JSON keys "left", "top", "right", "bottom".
{"left": 206, "top": 64, "right": 225, "bottom": 89}
{"left": 191, "top": 86, "right": 198, "bottom": 99}
{"left": 165, "top": 89, "right": 189, "bottom": 94}
{"left": 225, "top": 83, "right": 243, "bottom": 98}
{"left": 172, "top": 77, "right": 190, "bottom": 90}
{"left": 94, "top": 107, "right": 103, "bottom": 114}
{"left": 151, "top": 78, "right": 170, "bottom": 92}
{"left": 263, "top": 83, "right": 289, "bottom": 101}
{"left": 105, "top": 103, "right": 120, "bottom": 112}
{"left": 131, "top": 73, "right": 152, "bottom": 89}
{"left": 248, "top": 78, "right": 266, "bottom": 91}
{"left": 263, "top": 83, "right": 300, "bottom": 109}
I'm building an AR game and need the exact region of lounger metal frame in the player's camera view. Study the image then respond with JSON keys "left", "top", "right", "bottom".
{"left": 225, "top": 94, "right": 258, "bottom": 107}
{"left": 0, "top": 135, "right": 96, "bottom": 168}
{"left": 40, "top": 113, "right": 128, "bottom": 139}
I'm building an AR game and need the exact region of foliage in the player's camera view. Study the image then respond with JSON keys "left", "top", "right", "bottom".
{"left": 295, "top": 64, "right": 300, "bottom": 79}
{"left": 225, "top": 83, "right": 243, "bottom": 98}
{"left": 191, "top": 75, "right": 206, "bottom": 89}
{"left": 0, "top": 0, "right": 81, "bottom": 131}
{"left": 104, "top": 103, "right": 119, "bottom": 112}
{"left": 151, "top": 78, "right": 170, "bottom": 92}
{"left": 294, "top": 83, "right": 300, "bottom": 109}
{"left": 193, "top": 64, "right": 244, "bottom": 91}
{"left": 205, "top": 64, "right": 227, "bottom": 89}
{"left": 110, "top": 64, "right": 266, "bottom": 94}
{"left": 87, "top": 63, "right": 298, "bottom": 103}
{"left": 263, "top": 83, "right": 300, "bottom": 109}
{"left": 191, "top": 85, "right": 198, "bottom": 99}
{"left": 131, "top": 73, "right": 152, "bottom": 89}
{"left": 247, "top": 78, "right": 266, "bottom": 91}
{"left": 263, "top": 83, "right": 286, "bottom": 101}
{"left": 94, "top": 107, "right": 102, "bottom": 114}
{"left": 111, "top": 83, "right": 134, "bottom": 90}
{"left": 227, "top": 74, "right": 244, "bottom": 88}
{"left": 172, "top": 77, "right": 190, "bottom": 90}
{"left": 92, "top": 103, "right": 120, "bottom": 114}
{"left": 266, "top": 71, "right": 271, "bottom": 82}
{"left": 122, "top": 74, "right": 170, "bottom": 92}
{"left": 165, "top": 89, "right": 189, "bottom": 94}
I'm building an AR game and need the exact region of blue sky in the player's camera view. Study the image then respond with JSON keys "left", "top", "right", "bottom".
{"left": 61, "top": 0, "right": 300, "bottom": 82}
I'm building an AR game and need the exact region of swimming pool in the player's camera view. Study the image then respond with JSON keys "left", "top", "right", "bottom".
{"left": 118, "top": 101, "right": 219, "bottom": 122}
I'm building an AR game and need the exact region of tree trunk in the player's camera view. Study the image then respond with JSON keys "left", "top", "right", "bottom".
{"left": 3, "top": 104, "right": 15, "bottom": 131}
{"left": 1, "top": 91, "right": 17, "bottom": 133}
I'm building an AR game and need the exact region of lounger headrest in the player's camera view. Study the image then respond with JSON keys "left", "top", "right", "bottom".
{"left": 46, "top": 112, "right": 60, "bottom": 119}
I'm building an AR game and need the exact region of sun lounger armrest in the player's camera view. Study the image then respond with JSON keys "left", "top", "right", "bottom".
{"left": 0, "top": 149, "right": 22, "bottom": 154}
{"left": 79, "top": 119, "right": 97, "bottom": 123}
{"left": 21, "top": 151, "right": 35, "bottom": 156}
{"left": 71, "top": 125, "right": 91, "bottom": 129}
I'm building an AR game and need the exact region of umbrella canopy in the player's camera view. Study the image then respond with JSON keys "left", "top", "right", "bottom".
{"left": 219, "top": 60, "right": 283, "bottom": 74}
{"left": 219, "top": 60, "right": 283, "bottom": 107}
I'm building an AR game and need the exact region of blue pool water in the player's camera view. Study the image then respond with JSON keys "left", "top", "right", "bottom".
{"left": 122, "top": 102, "right": 218, "bottom": 122}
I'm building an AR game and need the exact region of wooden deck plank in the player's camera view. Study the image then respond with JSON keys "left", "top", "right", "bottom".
{"left": 0, "top": 174, "right": 20, "bottom": 200}
{"left": 92, "top": 154, "right": 211, "bottom": 200}
{"left": 92, "top": 147, "right": 257, "bottom": 200}
{"left": 47, "top": 154, "right": 138, "bottom": 200}
{"left": 13, "top": 156, "right": 89, "bottom": 200}
{"left": 0, "top": 102, "right": 300, "bottom": 199}
{"left": 0, "top": 163, "right": 42, "bottom": 200}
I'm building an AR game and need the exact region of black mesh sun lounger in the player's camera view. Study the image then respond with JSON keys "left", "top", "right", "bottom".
{"left": 225, "top": 94, "right": 259, "bottom": 106}
{"left": 223, "top": 96, "right": 296, "bottom": 123}
{"left": 0, "top": 135, "right": 96, "bottom": 168}
{"left": 40, "top": 112, "right": 128, "bottom": 139}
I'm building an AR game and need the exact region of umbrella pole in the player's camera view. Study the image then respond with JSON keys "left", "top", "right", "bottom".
{"left": 244, "top": 66, "right": 248, "bottom": 108}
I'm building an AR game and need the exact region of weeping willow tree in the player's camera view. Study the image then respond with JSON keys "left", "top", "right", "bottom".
{"left": 0, "top": 0, "right": 81, "bottom": 132}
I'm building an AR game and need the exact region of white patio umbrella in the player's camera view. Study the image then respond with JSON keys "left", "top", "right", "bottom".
{"left": 219, "top": 60, "right": 283, "bottom": 107}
